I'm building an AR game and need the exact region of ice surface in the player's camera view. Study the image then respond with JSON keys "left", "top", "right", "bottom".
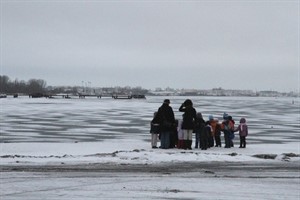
{"left": 0, "top": 96, "right": 299, "bottom": 199}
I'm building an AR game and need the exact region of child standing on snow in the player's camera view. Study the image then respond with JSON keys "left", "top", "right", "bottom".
{"left": 235, "top": 118, "right": 248, "bottom": 148}
{"left": 208, "top": 115, "right": 215, "bottom": 148}
{"left": 194, "top": 112, "right": 206, "bottom": 149}
{"left": 169, "top": 120, "right": 178, "bottom": 148}
{"left": 150, "top": 112, "right": 160, "bottom": 148}
{"left": 221, "top": 113, "right": 235, "bottom": 148}
{"left": 200, "top": 121, "right": 211, "bottom": 150}
{"left": 228, "top": 116, "right": 235, "bottom": 147}
{"left": 214, "top": 118, "right": 222, "bottom": 147}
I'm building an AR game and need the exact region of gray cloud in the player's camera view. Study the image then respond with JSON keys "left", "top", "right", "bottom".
{"left": 1, "top": 0, "right": 298, "bottom": 91}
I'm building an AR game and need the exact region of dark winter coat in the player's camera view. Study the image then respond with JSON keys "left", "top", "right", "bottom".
{"left": 152, "top": 103, "right": 175, "bottom": 132}
{"left": 179, "top": 105, "right": 197, "bottom": 130}
{"left": 194, "top": 117, "right": 206, "bottom": 133}
{"left": 150, "top": 122, "right": 160, "bottom": 134}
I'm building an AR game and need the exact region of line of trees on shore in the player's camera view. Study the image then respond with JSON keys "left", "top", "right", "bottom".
{"left": 1, "top": 75, "right": 297, "bottom": 97}
{"left": 0, "top": 75, "right": 47, "bottom": 94}
{"left": 0, "top": 75, "right": 148, "bottom": 96}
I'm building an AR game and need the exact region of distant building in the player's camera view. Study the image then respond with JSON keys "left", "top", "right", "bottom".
{"left": 258, "top": 91, "right": 279, "bottom": 97}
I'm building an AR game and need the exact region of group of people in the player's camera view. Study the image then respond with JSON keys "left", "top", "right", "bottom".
{"left": 150, "top": 99, "right": 248, "bottom": 150}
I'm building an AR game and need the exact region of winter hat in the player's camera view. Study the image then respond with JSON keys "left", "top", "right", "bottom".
{"left": 184, "top": 99, "right": 193, "bottom": 106}
{"left": 240, "top": 118, "right": 246, "bottom": 123}
{"left": 209, "top": 115, "right": 214, "bottom": 121}
{"left": 163, "top": 99, "right": 170, "bottom": 104}
{"left": 223, "top": 113, "right": 229, "bottom": 120}
{"left": 197, "top": 112, "right": 203, "bottom": 119}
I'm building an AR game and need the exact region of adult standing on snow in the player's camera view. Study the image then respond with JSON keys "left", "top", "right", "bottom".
{"left": 152, "top": 99, "right": 175, "bottom": 149}
{"left": 179, "top": 99, "right": 197, "bottom": 150}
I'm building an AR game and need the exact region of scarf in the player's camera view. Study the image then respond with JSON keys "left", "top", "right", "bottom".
{"left": 240, "top": 123, "right": 246, "bottom": 132}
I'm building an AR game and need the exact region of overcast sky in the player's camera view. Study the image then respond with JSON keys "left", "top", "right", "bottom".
{"left": 0, "top": 0, "right": 299, "bottom": 92}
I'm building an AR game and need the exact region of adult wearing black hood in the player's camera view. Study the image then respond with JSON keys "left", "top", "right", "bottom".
{"left": 179, "top": 99, "right": 197, "bottom": 150}
{"left": 152, "top": 99, "right": 175, "bottom": 149}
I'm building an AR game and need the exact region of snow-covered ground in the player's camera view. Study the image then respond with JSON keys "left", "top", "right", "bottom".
{"left": 0, "top": 140, "right": 299, "bottom": 200}
{"left": 0, "top": 140, "right": 299, "bottom": 165}
{"left": 1, "top": 139, "right": 299, "bottom": 200}
{"left": 0, "top": 96, "right": 299, "bottom": 199}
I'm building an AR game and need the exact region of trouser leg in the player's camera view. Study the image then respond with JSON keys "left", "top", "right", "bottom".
{"left": 151, "top": 134, "right": 157, "bottom": 147}
{"left": 239, "top": 137, "right": 243, "bottom": 148}
{"left": 242, "top": 136, "right": 246, "bottom": 148}
{"left": 195, "top": 132, "right": 200, "bottom": 148}
{"left": 224, "top": 132, "right": 231, "bottom": 148}
{"left": 188, "top": 130, "right": 193, "bottom": 149}
{"left": 161, "top": 132, "right": 170, "bottom": 149}
{"left": 215, "top": 135, "right": 221, "bottom": 147}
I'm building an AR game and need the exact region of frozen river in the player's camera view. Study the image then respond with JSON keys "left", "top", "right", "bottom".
{"left": 1, "top": 96, "right": 299, "bottom": 200}
{"left": 0, "top": 96, "right": 299, "bottom": 144}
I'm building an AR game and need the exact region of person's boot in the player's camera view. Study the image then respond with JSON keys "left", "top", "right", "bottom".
{"left": 188, "top": 140, "right": 192, "bottom": 150}
{"left": 177, "top": 141, "right": 181, "bottom": 149}
{"left": 183, "top": 140, "right": 188, "bottom": 150}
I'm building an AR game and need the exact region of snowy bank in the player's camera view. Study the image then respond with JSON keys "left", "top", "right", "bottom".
{"left": 1, "top": 139, "right": 299, "bottom": 166}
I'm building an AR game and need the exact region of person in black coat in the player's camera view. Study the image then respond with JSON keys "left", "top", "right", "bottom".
{"left": 152, "top": 99, "right": 175, "bottom": 149}
{"left": 179, "top": 99, "right": 197, "bottom": 150}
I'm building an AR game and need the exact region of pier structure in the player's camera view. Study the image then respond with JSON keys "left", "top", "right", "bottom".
{"left": 24, "top": 93, "right": 146, "bottom": 99}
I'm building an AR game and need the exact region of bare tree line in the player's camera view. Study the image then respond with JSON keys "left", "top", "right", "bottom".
{"left": 0, "top": 75, "right": 148, "bottom": 96}
{"left": 0, "top": 75, "right": 47, "bottom": 94}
